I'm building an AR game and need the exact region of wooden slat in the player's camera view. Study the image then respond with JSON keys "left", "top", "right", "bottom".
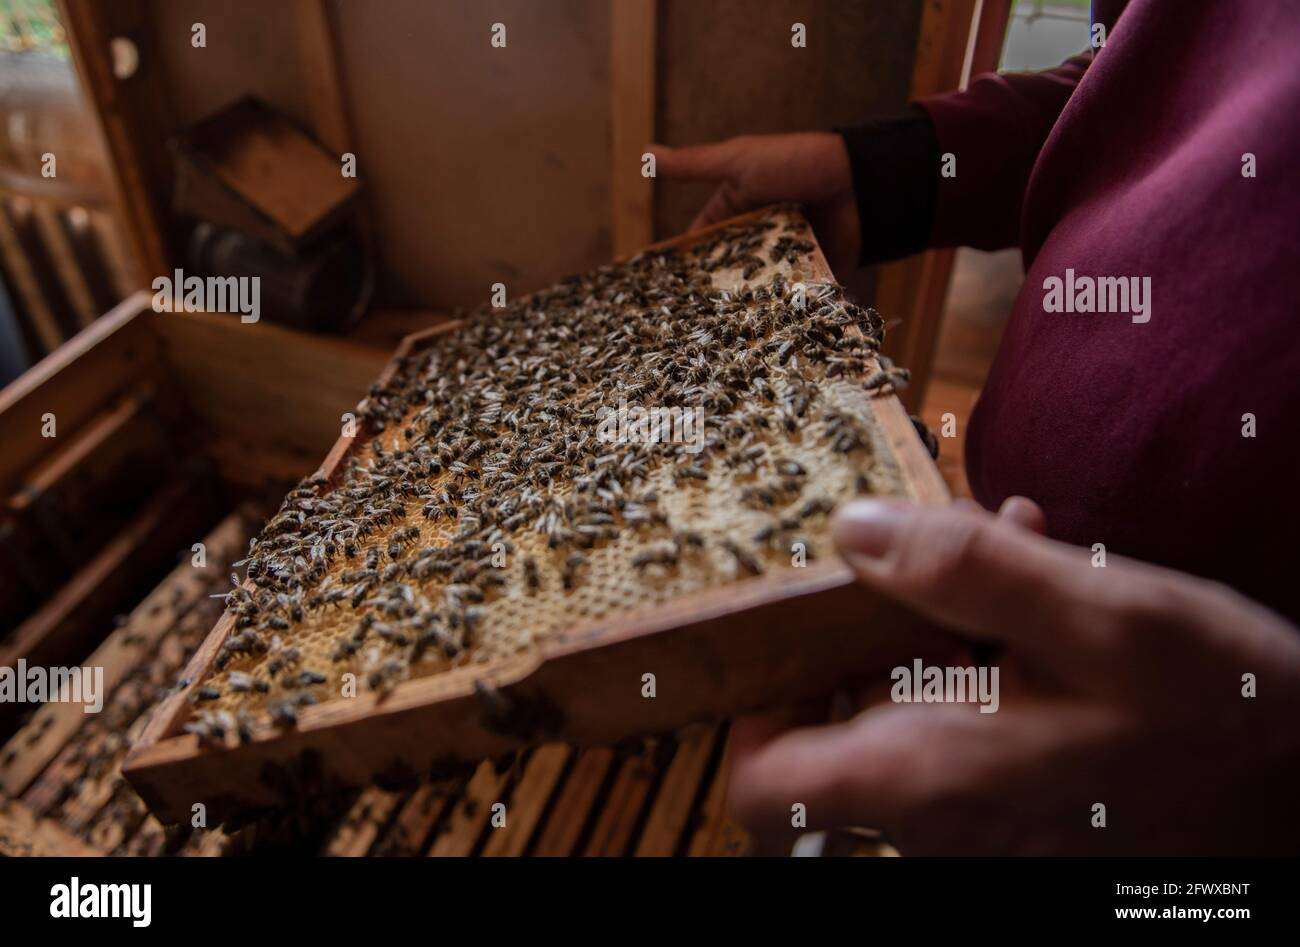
{"left": 634, "top": 724, "right": 719, "bottom": 856}
{"left": 427, "top": 758, "right": 518, "bottom": 857}
{"left": 480, "top": 744, "right": 571, "bottom": 857}
{"left": 610, "top": 0, "right": 657, "bottom": 255}
{"left": 56, "top": 739, "right": 121, "bottom": 832}
{"left": 685, "top": 726, "right": 751, "bottom": 856}
{"left": 372, "top": 782, "right": 454, "bottom": 856}
{"left": 60, "top": 206, "right": 121, "bottom": 317}
{"left": 85, "top": 791, "right": 147, "bottom": 853}
{"left": 0, "top": 173, "right": 112, "bottom": 211}
{"left": 0, "top": 200, "right": 64, "bottom": 353}
{"left": 121, "top": 813, "right": 169, "bottom": 856}
{"left": 583, "top": 741, "right": 662, "bottom": 856}
{"left": 19, "top": 736, "right": 91, "bottom": 817}
{"left": 31, "top": 202, "right": 99, "bottom": 329}
{"left": 528, "top": 746, "right": 615, "bottom": 857}
{"left": 324, "top": 787, "right": 403, "bottom": 856}
{"left": 22, "top": 674, "right": 159, "bottom": 818}
{"left": 0, "top": 796, "right": 102, "bottom": 856}
{"left": 293, "top": 0, "right": 375, "bottom": 324}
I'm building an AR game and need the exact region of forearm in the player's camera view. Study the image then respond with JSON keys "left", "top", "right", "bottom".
{"left": 839, "top": 54, "right": 1092, "bottom": 264}
{"left": 919, "top": 54, "right": 1091, "bottom": 251}
{"left": 838, "top": 106, "right": 940, "bottom": 264}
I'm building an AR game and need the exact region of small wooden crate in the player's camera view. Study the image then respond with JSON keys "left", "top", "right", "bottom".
{"left": 123, "top": 207, "right": 949, "bottom": 824}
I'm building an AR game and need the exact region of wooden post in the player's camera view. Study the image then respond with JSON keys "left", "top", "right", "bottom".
{"left": 873, "top": 0, "right": 978, "bottom": 413}
{"left": 294, "top": 0, "right": 375, "bottom": 322}
{"left": 295, "top": 0, "right": 357, "bottom": 156}
{"left": 57, "top": 0, "right": 174, "bottom": 282}
{"left": 610, "top": 0, "right": 657, "bottom": 256}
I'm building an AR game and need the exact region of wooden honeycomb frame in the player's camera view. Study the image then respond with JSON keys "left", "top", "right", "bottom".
{"left": 123, "top": 207, "right": 949, "bottom": 824}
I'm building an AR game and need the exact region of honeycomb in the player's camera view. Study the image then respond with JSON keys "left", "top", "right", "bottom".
{"left": 186, "top": 207, "right": 909, "bottom": 734}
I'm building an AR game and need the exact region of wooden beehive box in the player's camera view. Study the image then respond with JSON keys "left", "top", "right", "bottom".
{"left": 170, "top": 97, "right": 360, "bottom": 254}
{"left": 0, "top": 501, "right": 760, "bottom": 857}
{"left": 123, "top": 206, "right": 949, "bottom": 824}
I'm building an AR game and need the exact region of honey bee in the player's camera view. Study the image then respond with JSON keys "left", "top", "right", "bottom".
{"left": 721, "top": 539, "right": 764, "bottom": 576}
{"left": 632, "top": 542, "right": 679, "bottom": 570}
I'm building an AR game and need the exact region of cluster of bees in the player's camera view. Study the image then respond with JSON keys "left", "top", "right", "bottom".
{"left": 189, "top": 209, "right": 906, "bottom": 740}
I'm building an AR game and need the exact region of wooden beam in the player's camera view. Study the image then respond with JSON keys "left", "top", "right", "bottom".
{"left": 57, "top": 0, "right": 174, "bottom": 281}
{"left": 874, "top": 0, "right": 980, "bottom": 413}
{"left": 875, "top": 0, "right": 1016, "bottom": 414}
{"left": 610, "top": 0, "right": 657, "bottom": 255}
{"left": 294, "top": 0, "right": 376, "bottom": 329}
{"left": 295, "top": 0, "right": 356, "bottom": 155}
{"left": 970, "top": 0, "right": 1014, "bottom": 83}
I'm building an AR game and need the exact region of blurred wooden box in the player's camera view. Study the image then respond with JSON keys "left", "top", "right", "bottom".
{"left": 170, "top": 97, "right": 360, "bottom": 254}
{"left": 0, "top": 294, "right": 392, "bottom": 729}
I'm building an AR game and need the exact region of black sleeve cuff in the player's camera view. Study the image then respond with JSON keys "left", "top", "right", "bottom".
{"left": 836, "top": 105, "right": 940, "bottom": 265}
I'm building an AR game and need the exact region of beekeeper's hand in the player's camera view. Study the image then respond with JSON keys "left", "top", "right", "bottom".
{"left": 650, "top": 134, "right": 859, "bottom": 278}
{"left": 727, "top": 497, "right": 1300, "bottom": 854}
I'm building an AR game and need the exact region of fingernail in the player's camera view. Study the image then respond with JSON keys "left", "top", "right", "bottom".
{"left": 832, "top": 499, "right": 908, "bottom": 562}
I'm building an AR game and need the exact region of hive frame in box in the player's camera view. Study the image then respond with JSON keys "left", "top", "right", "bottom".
{"left": 123, "top": 207, "right": 950, "bottom": 824}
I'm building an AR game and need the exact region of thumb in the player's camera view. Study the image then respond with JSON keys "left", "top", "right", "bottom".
{"left": 998, "top": 495, "right": 1047, "bottom": 535}
{"left": 648, "top": 140, "right": 741, "bottom": 182}
{"left": 830, "top": 499, "right": 1109, "bottom": 659}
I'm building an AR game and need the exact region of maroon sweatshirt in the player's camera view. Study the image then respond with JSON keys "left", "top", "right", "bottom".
{"left": 844, "top": 0, "right": 1300, "bottom": 621}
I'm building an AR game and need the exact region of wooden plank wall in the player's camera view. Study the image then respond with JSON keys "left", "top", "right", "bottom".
{"left": 133, "top": 1, "right": 927, "bottom": 316}
{"left": 654, "top": 0, "right": 924, "bottom": 241}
